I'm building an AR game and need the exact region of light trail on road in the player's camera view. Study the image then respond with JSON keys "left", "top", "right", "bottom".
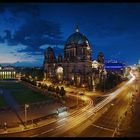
{"left": 36, "top": 71, "right": 136, "bottom": 137}
{"left": 1, "top": 71, "right": 135, "bottom": 137}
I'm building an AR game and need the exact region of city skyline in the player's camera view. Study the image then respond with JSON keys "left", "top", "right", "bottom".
{"left": 0, "top": 3, "right": 140, "bottom": 136}
{"left": 0, "top": 3, "right": 140, "bottom": 66}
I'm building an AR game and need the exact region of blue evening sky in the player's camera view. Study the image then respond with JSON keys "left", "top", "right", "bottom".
{"left": 0, "top": 3, "right": 140, "bottom": 66}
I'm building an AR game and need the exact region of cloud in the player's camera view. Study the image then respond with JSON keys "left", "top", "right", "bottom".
{"left": 0, "top": 4, "right": 41, "bottom": 27}
{"left": 4, "top": 29, "right": 11, "bottom": 39}
{"left": 0, "top": 3, "right": 40, "bottom": 17}
{"left": 2, "top": 29, "right": 17, "bottom": 45}
{"left": 0, "top": 43, "right": 27, "bottom": 63}
{"left": 0, "top": 42, "right": 44, "bottom": 66}
{"left": 0, "top": 35, "right": 4, "bottom": 43}
{"left": 0, "top": 4, "right": 65, "bottom": 60}
{"left": 9, "top": 4, "right": 41, "bottom": 17}
{"left": 1, "top": 18, "right": 64, "bottom": 55}
{"left": 13, "top": 18, "right": 64, "bottom": 53}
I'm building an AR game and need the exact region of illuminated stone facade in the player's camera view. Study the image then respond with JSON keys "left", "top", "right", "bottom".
{"left": 43, "top": 26, "right": 100, "bottom": 89}
{"left": 0, "top": 66, "right": 16, "bottom": 79}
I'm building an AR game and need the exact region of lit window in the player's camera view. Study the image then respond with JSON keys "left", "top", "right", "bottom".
{"left": 56, "top": 67, "right": 63, "bottom": 74}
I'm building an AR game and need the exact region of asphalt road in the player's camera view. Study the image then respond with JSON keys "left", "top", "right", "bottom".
{"left": 119, "top": 69, "right": 140, "bottom": 137}
{"left": 62, "top": 87, "right": 133, "bottom": 137}
{"left": 0, "top": 94, "right": 93, "bottom": 137}
{"left": 58, "top": 69, "right": 139, "bottom": 137}
{"left": 34, "top": 71, "right": 135, "bottom": 137}
{"left": 0, "top": 70, "right": 136, "bottom": 137}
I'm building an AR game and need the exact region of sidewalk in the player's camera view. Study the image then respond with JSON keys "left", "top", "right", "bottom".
{"left": 118, "top": 72, "right": 140, "bottom": 137}
{"left": 0, "top": 102, "right": 60, "bottom": 127}
{"left": 0, "top": 94, "right": 81, "bottom": 135}
{"left": 0, "top": 101, "right": 84, "bottom": 136}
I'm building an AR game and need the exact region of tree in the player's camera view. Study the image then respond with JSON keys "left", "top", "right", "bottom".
{"left": 48, "top": 85, "right": 52, "bottom": 92}
{"left": 51, "top": 86, "right": 55, "bottom": 92}
{"left": 44, "top": 84, "right": 48, "bottom": 89}
{"left": 38, "top": 83, "right": 41, "bottom": 87}
{"left": 55, "top": 86, "right": 60, "bottom": 94}
{"left": 60, "top": 87, "right": 66, "bottom": 96}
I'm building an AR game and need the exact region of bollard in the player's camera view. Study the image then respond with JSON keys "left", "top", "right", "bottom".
{"left": 4, "top": 122, "right": 7, "bottom": 132}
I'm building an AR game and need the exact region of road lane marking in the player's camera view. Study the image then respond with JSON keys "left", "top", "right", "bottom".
{"left": 30, "top": 134, "right": 39, "bottom": 137}
{"left": 6, "top": 73, "right": 136, "bottom": 137}
{"left": 56, "top": 124, "right": 65, "bottom": 129}
{"left": 91, "top": 124, "right": 114, "bottom": 132}
{"left": 41, "top": 128, "right": 54, "bottom": 134}
{"left": 58, "top": 118, "right": 66, "bottom": 123}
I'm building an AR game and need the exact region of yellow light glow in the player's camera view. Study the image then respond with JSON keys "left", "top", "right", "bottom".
{"left": 56, "top": 67, "right": 63, "bottom": 74}
{"left": 72, "top": 76, "right": 74, "bottom": 80}
{"left": 82, "top": 84, "right": 85, "bottom": 87}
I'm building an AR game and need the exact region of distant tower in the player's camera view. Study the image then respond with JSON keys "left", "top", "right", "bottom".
{"left": 44, "top": 46, "right": 56, "bottom": 63}
{"left": 97, "top": 52, "right": 104, "bottom": 64}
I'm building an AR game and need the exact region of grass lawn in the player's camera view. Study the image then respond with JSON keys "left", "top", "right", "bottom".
{"left": 0, "top": 95, "right": 8, "bottom": 107}
{"left": 0, "top": 81, "right": 54, "bottom": 105}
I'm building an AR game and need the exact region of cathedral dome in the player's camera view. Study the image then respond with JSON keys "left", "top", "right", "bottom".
{"left": 64, "top": 25, "right": 92, "bottom": 61}
{"left": 65, "top": 25, "right": 90, "bottom": 49}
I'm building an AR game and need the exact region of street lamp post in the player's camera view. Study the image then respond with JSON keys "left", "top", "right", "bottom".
{"left": 102, "top": 69, "right": 107, "bottom": 93}
{"left": 24, "top": 104, "right": 29, "bottom": 127}
{"left": 77, "top": 90, "right": 78, "bottom": 108}
{"left": 4, "top": 122, "right": 7, "bottom": 132}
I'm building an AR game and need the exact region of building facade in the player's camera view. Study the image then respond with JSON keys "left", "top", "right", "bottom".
{"left": 43, "top": 26, "right": 102, "bottom": 89}
{"left": 104, "top": 60, "right": 126, "bottom": 74}
{"left": 0, "top": 66, "right": 17, "bottom": 79}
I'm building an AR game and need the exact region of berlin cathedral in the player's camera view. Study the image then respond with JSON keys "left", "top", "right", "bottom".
{"left": 43, "top": 26, "right": 104, "bottom": 90}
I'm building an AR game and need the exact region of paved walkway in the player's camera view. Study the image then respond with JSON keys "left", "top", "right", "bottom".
{"left": 0, "top": 89, "right": 25, "bottom": 127}
{"left": 2, "top": 89, "right": 20, "bottom": 112}
{"left": 0, "top": 80, "right": 100, "bottom": 135}
{"left": 0, "top": 88, "right": 78, "bottom": 134}
{"left": 0, "top": 102, "right": 64, "bottom": 133}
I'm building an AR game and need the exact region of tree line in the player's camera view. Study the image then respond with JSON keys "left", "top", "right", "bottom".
{"left": 21, "top": 77, "right": 66, "bottom": 97}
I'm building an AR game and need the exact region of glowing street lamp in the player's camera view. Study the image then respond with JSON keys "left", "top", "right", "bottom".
{"left": 4, "top": 122, "right": 7, "bottom": 132}
{"left": 102, "top": 69, "right": 107, "bottom": 92}
{"left": 29, "top": 75, "right": 32, "bottom": 79}
{"left": 35, "top": 76, "right": 37, "bottom": 80}
{"left": 24, "top": 104, "right": 29, "bottom": 127}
